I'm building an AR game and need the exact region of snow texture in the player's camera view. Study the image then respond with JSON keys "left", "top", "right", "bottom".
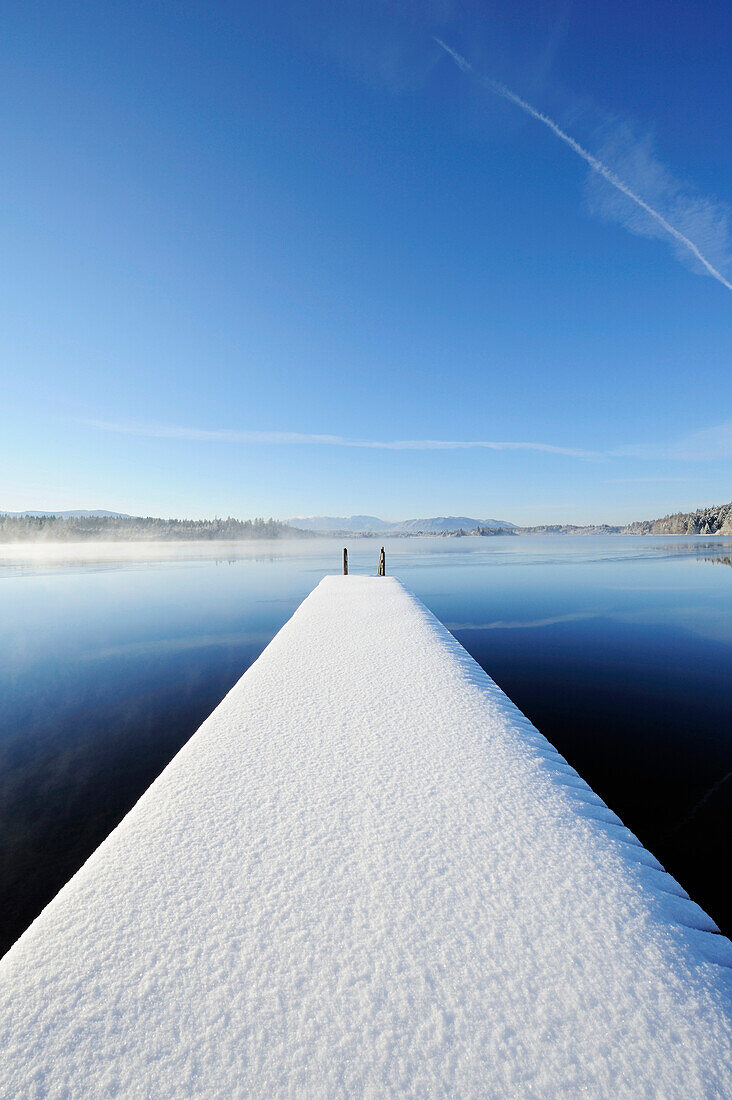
{"left": 1, "top": 576, "right": 730, "bottom": 1098}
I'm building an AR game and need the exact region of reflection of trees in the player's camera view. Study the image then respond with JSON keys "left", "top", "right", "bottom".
{"left": 637, "top": 540, "right": 732, "bottom": 562}
{"left": 703, "top": 556, "right": 732, "bottom": 569}
{"left": 634, "top": 541, "right": 732, "bottom": 563}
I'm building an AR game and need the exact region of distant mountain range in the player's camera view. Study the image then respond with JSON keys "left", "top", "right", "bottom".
{"left": 0, "top": 509, "right": 131, "bottom": 518}
{"left": 287, "top": 515, "right": 517, "bottom": 534}
{"left": 1, "top": 502, "right": 730, "bottom": 539}
{"left": 289, "top": 503, "right": 732, "bottom": 537}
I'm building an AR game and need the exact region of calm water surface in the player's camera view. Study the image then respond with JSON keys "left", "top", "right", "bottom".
{"left": 1, "top": 535, "right": 731, "bottom": 955}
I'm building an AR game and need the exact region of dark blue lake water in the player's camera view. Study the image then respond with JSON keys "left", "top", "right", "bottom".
{"left": 1, "top": 535, "right": 731, "bottom": 955}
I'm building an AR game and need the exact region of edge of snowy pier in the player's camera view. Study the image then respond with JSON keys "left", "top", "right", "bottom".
{"left": 0, "top": 575, "right": 730, "bottom": 1098}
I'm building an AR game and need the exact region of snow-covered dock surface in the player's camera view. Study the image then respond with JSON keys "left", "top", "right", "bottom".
{"left": 1, "top": 577, "right": 731, "bottom": 1098}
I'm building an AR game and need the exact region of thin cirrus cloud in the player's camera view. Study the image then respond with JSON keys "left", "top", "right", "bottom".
{"left": 84, "top": 419, "right": 599, "bottom": 458}
{"left": 613, "top": 418, "right": 732, "bottom": 461}
{"left": 434, "top": 39, "right": 732, "bottom": 294}
{"left": 86, "top": 416, "right": 732, "bottom": 463}
{"left": 584, "top": 123, "right": 732, "bottom": 287}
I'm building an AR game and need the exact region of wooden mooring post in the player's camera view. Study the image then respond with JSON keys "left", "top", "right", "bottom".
{"left": 343, "top": 548, "right": 348, "bottom": 575}
{"left": 378, "top": 547, "right": 386, "bottom": 576}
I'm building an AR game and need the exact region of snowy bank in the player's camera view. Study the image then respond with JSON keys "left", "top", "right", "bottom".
{"left": 0, "top": 576, "right": 730, "bottom": 1097}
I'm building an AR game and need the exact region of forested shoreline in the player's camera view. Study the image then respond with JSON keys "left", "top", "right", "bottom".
{"left": 622, "top": 501, "right": 732, "bottom": 535}
{"left": 1, "top": 500, "right": 730, "bottom": 540}
{"left": 0, "top": 514, "right": 309, "bottom": 541}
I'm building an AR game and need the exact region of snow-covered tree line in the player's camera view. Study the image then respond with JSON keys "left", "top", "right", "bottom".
{"left": 0, "top": 514, "right": 310, "bottom": 541}
{"left": 622, "top": 501, "right": 732, "bottom": 535}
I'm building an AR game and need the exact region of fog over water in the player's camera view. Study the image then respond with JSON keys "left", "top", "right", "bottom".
{"left": 1, "top": 535, "right": 731, "bottom": 955}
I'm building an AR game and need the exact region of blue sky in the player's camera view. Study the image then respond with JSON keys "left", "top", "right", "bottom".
{"left": 2, "top": 0, "right": 730, "bottom": 523}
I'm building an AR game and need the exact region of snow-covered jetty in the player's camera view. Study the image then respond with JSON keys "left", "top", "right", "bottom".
{"left": 1, "top": 576, "right": 730, "bottom": 1097}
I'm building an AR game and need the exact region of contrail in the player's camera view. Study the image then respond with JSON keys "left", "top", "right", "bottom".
{"left": 434, "top": 38, "right": 732, "bottom": 293}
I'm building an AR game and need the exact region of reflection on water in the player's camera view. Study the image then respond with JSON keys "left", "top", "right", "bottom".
{"left": 1, "top": 535, "right": 731, "bottom": 954}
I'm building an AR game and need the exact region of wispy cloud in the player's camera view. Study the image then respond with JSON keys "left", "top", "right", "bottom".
{"left": 434, "top": 39, "right": 732, "bottom": 294}
{"left": 614, "top": 418, "right": 732, "bottom": 461}
{"left": 585, "top": 124, "right": 732, "bottom": 284}
{"left": 85, "top": 419, "right": 598, "bottom": 458}
{"left": 87, "top": 415, "right": 732, "bottom": 465}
